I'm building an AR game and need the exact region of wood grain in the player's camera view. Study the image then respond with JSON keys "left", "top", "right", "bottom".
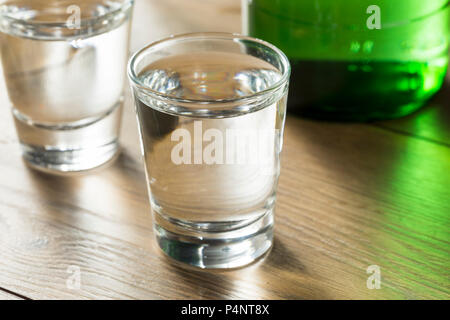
{"left": 0, "top": 0, "right": 449, "bottom": 300}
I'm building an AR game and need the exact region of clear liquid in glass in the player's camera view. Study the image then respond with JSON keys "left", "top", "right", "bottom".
{"left": 133, "top": 51, "right": 288, "bottom": 268}
{"left": 0, "top": 0, "right": 133, "bottom": 171}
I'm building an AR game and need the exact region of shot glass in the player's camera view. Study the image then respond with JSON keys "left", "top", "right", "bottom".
{"left": 128, "top": 33, "right": 290, "bottom": 269}
{"left": 0, "top": 0, "right": 134, "bottom": 172}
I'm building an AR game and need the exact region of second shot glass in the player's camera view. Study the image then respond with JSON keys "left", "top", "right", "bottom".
{"left": 0, "top": 0, "right": 134, "bottom": 172}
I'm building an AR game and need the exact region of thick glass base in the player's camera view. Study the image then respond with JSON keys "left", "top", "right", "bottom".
{"left": 154, "top": 209, "right": 274, "bottom": 269}
{"left": 21, "top": 140, "right": 119, "bottom": 173}
{"left": 13, "top": 100, "right": 123, "bottom": 173}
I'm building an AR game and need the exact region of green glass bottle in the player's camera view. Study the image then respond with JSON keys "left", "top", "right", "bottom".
{"left": 244, "top": 0, "right": 449, "bottom": 121}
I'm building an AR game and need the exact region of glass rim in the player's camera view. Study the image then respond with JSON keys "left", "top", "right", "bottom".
{"left": 0, "top": 0, "right": 134, "bottom": 27}
{"left": 127, "top": 32, "right": 291, "bottom": 105}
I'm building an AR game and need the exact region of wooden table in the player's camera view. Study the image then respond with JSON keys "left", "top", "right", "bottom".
{"left": 0, "top": 0, "right": 449, "bottom": 300}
